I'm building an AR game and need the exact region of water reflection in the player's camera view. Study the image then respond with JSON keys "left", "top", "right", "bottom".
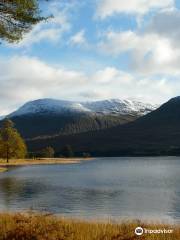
{"left": 0, "top": 177, "right": 47, "bottom": 210}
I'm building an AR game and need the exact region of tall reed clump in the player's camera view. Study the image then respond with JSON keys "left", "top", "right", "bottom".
{"left": 0, "top": 213, "right": 179, "bottom": 240}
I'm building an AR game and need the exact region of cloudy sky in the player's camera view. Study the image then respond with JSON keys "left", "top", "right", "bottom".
{"left": 1, "top": 0, "right": 180, "bottom": 114}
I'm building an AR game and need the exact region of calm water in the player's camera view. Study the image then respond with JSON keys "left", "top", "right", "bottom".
{"left": 0, "top": 157, "right": 179, "bottom": 222}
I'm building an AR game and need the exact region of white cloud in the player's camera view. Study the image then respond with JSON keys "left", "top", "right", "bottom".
{"left": 91, "top": 67, "right": 133, "bottom": 84}
{"left": 97, "top": 6, "right": 180, "bottom": 76}
{"left": 96, "top": 0, "right": 174, "bottom": 18}
{"left": 100, "top": 30, "right": 155, "bottom": 56}
{"left": 0, "top": 56, "right": 85, "bottom": 115}
{"left": 70, "top": 30, "right": 87, "bottom": 46}
{"left": 99, "top": 20, "right": 180, "bottom": 76}
{"left": 147, "top": 8, "right": 180, "bottom": 45}
{"left": 0, "top": 55, "right": 179, "bottom": 115}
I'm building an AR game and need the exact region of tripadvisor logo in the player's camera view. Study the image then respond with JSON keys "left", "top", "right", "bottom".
{"left": 135, "top": 227, "right": 144, "bottom": 236}
{"left": 135, "top": 226, "right": 173, "bottom": 236}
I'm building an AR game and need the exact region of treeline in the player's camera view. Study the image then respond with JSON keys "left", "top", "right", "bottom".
{"left": 0, "top": 119, "right": 90, "bottom": 163}
{"left": 29, "top": 145, "right": 91, "bottom": 159}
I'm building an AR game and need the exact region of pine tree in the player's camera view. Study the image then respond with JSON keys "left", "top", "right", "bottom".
{"left": 0, "top": 0, "right": 46, "bottom": 42}
{"left": 0, "top": 119, "right": 27, "bottom": 163}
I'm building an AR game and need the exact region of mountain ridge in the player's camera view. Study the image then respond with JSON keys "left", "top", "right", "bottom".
{"left": 8, "top": 98, "right": 158, "bottom": 118}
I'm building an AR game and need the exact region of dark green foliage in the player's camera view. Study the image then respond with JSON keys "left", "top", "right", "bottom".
{"left": 0, "top": 0, "right": 46, "bottom": 42}
{"left": 40, "top": 146, "right": 55, "bottom": 158}
{"left": 0, "top": 119, "right": 27, "bottom": 162}
{"left": 5, "top": 113, "right": 137, "bottom": 139}
{"left": 61, "top": 145, "right": 74, "bottom": 158}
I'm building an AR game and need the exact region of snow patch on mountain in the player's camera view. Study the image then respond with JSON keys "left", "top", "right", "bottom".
{"left": 8, "top": 98, "right": 158, "bottom": 117}
{"left": 84, "top": 99, "right": 157, "bottom": 115}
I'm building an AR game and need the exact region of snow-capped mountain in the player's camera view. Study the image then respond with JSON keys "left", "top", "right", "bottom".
{"left": 8, "top": 99, "right": 91, "bottom": 117}
{"left": 3, "top": 98, "right": 158, "bottom": 140}
{"left": 9, "top": 98, "right": 158, "bottom": 117}
{"left": 27, "top": 96, "right": 180, "bottom": 156}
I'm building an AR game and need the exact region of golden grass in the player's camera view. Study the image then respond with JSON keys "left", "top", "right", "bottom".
{"left": 0, "top": 213, "right": 179, "bottom": 240}
{"left": 0, "top": 158, "right": 92, "bottom": 167}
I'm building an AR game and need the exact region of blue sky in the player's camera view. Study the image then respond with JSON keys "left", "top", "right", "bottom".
{"left": 1, "top": 0, "right": 180, "bottom": 114}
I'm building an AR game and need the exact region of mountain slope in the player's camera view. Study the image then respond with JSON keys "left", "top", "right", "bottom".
{"left": 4, "top": 98, "right": 157, "bottom": 139}
{"left": 27, "top": 97, "right": 180, "bottom": 156}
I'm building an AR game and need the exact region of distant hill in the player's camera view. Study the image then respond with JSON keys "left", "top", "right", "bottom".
{"left": 27, "top": 97, "right": 180, "bottom": 156}
{"left": 1, "top": 98, "right": 157, "bottom": 139}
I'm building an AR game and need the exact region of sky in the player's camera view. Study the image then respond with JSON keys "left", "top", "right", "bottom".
{"left": 1, "top": 0, "right": 180, "bottom": 114}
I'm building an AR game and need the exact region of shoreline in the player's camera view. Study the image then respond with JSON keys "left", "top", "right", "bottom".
{"left": 0, "top": 167, "right": 8, "bottom": 172}
{"left": 0, "top": 157, "right": 93, "bottom": 168}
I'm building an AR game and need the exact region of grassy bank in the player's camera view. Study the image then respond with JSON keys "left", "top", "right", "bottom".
{"left": 0, "top": 158, "right": 92, "bottom": 167}
{"left": 0, "top": 167, "right": 7, "bottom": 172}
{"left": 0, "top": 213, "right": 179, "bottom": 240}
